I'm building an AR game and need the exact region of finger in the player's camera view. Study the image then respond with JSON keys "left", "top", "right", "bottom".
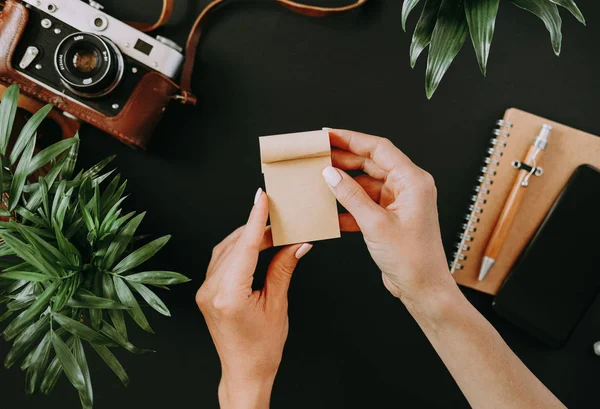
{"left": 355, "top": 174, "right": 383, "bottom": 203}
{"left": 322, "top": 166, "right": 387, "bottom": 228}
{"left": 207, "top": 226, "right": 274, "bottom": 278}
{"left": 339, "top": 213, "right": 360, "bottom": 232}
{"left": 238, "top": 188, "right": 269, "bottom": 252}
{"left": 331, "top": 149, "right": 388, "bottom": 180}
{"left": 328, "top": 129, "right": 416, "bottom": 175}
{"left": 264, "top": 243, "right": 312, "bottom": 300}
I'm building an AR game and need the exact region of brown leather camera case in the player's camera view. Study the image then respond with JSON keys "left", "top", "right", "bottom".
{"left": 0, "top": 0, "right": 180, "bottom": 149}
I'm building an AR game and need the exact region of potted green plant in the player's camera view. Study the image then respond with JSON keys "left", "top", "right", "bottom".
{"left": 402, "top": 0, "right": 585, "bottom": 98}
{"left": 0, "top": 84, "right": 190, "bottom": 408}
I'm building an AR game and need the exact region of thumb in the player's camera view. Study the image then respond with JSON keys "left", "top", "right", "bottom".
{"left": 322, "top": 166, "right": 386, "bottom": 228}
{"left": 264, "top": 243, "right": 312, "bottom": 299}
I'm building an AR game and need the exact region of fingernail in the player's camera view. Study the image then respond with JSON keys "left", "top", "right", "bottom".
{"left": 253, "top": 188, "right": 263, "bottom": 204}
{"left": 322, "top": 166, "right": 342, "bottom": 187}
{"left": 295, "top": 243, "right": 313, "bottom": 259}
{"left": 322, "top": 127, "right": 331, "bottom": 131}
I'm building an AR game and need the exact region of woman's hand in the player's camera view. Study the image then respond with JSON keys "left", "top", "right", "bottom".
{"left": 196, "top": 189, "right": 312, "bottom": 409}
{"left": 323, "top": 129, "right": 454, "bottom": 311}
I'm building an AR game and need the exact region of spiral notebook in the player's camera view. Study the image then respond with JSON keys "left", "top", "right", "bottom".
{"left": 450, "top": 108, "right": 600, "bottom": 295}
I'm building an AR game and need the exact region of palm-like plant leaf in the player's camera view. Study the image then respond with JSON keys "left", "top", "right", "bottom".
{"left": 512, "top": 0, "right": 563, "bottom": 55}
{"left": 549, "top": 0, "right": 585, "bottom": 24}
{"left": 409, "top": 0, "right": 442, "bottom": 68}
{"left": 0, "top": 84, "right": 19, "bottom": 154}
{"left": 402, "top": 0, "right": 422, "bottom": 31}
{"left": 402, "top": 0, "right": 585, "bottom": 96}
{"left": 465, "top": 0, "right": 500, "bottom": 76}
{"left": 425, "top": 0, "right": 469, "bottom": 98}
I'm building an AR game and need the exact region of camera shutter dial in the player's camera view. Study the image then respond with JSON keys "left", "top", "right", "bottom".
{"left": 54, "top": 32, "right": 124, "bottom": 99}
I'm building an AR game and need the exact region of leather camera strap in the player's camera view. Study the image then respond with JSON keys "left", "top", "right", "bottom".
{"left": 126, "top": 0, "right": 174, "bottom": 33}
{"left": 180, "top": 0, "right": 368, "bottom": 103}
{"left": 126, "top": 0, "right": 368, "bottom": 105}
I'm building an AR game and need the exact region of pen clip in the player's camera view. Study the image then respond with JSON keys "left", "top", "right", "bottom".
{"left": 511, "top": 160, "right": 544, "bottom": 186}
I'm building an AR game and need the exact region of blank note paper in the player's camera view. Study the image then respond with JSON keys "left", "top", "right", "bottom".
{"left": 259, "top": 130, "right": 341, "bottom": 246}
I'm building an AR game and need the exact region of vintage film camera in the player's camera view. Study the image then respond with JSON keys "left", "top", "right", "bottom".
{"left": 0, "top": 0, "right": 186, "bottom": 148}
{"left": 14, "top": 0, "right": 183, "bottom": 117}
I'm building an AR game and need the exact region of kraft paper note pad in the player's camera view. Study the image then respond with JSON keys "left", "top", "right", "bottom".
{"left": 259, "top": 130, "right": 341, "bottom": 246}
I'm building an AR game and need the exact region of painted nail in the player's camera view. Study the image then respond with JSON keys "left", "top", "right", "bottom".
{"left": 322, "top": 166, "right": 342, "bottom": 187}
{"left": 254, "top": 188, "right": 263, "bottom": 204}
{"left": 295, "top": 243, "right": 313, "bottom": 259}
{"left": 594, "top": 341, "right": 600, "bottom": 356}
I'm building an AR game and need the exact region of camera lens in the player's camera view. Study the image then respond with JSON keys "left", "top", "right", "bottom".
{"left": 72, "top": 48, "right": 99, "bottom": 74}
{"left": 55, "top": 32, "right": 124, "bottom": 98}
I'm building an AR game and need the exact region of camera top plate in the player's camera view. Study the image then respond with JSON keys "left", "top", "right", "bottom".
{"left": 21, "top": 0, "right": 184, "bottom": 78}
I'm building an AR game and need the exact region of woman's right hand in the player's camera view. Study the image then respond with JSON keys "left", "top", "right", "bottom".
{"left": 322, "top": 129, "right": 456, "bottom": 311}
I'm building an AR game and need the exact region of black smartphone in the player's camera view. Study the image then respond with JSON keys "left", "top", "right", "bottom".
{"left": 493, "top": 165, "right": 600, "bottom": 348}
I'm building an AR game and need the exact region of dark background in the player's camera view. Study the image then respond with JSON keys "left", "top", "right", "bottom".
{"left": 2, "top": 0, "right": 600, "bottom": 407}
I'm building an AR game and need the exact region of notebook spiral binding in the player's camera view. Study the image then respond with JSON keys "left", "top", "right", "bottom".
{"left": 450, "top": 119, "right": 513, "bottom": 274}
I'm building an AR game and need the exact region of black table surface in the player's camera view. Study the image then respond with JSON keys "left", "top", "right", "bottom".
{"left": 3, "top": 0, "right": 600, "bottom": 408}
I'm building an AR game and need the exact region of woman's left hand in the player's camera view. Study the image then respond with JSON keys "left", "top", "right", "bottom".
{"left": 196, "top": 188, "right": 312, "bottom": 409}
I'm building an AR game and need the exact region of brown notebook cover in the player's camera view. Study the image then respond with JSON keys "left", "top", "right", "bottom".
{"left": 451, "top": 108, "right": 600, "bottom": 295}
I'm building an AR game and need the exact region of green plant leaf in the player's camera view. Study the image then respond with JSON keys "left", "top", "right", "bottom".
{"left": 21, "top": 327, "right": 65, "bottom": 371}
{"left": 79, "top": 191, "right": 96, "bottom": 239}
{"left": 40, "top": 355, "right": 62, "bottom": 395}
{"left": 90, "top": 344, "right": 130, "bottom": 386}
{"left": 100, "top": 321, "right": 154, "bottom": 354}
{"left": 99, "top": 196, "right": 127, "bottom": 237}
{"left": 465, "top": 0, "right": 500, "bottom": 76}
{"left": 512, "top": 0, "right": 562, "bottom": 55}
{"left": 409, "top": 0, "right": 443, "bottom": 68}
{"left": 92, "top": 183, "right": 101, "bottom": 225}
{"left": 402, "top": 0, "right": 421, "bottom": 31}
{"left": 103, "top": 212, "right": 145, "bottom": 269}
{"left": 90, "top": 273, "right": 103, "bottom": 329}
{"left": 113, "top": 275, "right": 154, "bottom": 333}
{"left": 1, "top": 232, "right": 60, "bottom": 277}
{"left": 25, "top": 330, "right": 53, "bottom": 395}
{"left": 0, "top": 309, "right": 15, "bottom": 322}
{"left": 124, "top": 271, "right": 191, "bottom": 286}
{"left": 67, "top": 292, "right": 130, "bottom": 310}
{"left": 113, "top": 235, "right": 170, "bottom": 275}
{"left": 81, "top": 155, "right": 115, "bottom": 181}
{"left": 425, "top": 0, "right": 469, "bottom": 98}
{"left": 72, "top": 337, "right": 93, "bottom": 409}
{"left": 26, "top": 153, "right": 68, "bottom": 212}
{"left": 9, "top": 104, "right": 53, "bottom": 165}
{"left": 128, "top": 281, "right": 170, "bottom": 317}
{"left": 0, "top": 84, "right": 19, "bottom": 155}
{"left": 0, "top": 271, "right": 50, "bottom": 282}
{"left": 3, "top": 281, "right": 59, "bottom": 340}
{"left": 61, "top": 133, "right": 80, "bottom": 179}
{"left": 109, "top": 211, "right": 136, "bottom": 237}
{"left": 549, "top": 0, "right": 585, "bottom": 24}
{"left": 7, "top": 294, "right": 35, "bottom": 311}
{"left": 51, "top": 182, "right": 73, "bottom": 232}
{"left": 51, "top": 331, "right": 85, "bottom": 391}
{"left": 16, "top": 223, "right": 71, "bottom": 268}
{"left": 4, "top": 314, "right": 49, "bottom": 368}
{"left": 14, "top": 205, "right": 47, "bottom": 227}
{"left": 27, "top": 138, "right": 78, "bottom": 175}
{"left": 53, "top": 313, "right": 112, "bottom": 345}
{"left": 91, "top": 169, "right": 115, "bottom": 188}
{"left": 8, "top": 137, "right": 36, "bottom": 211}
{"left": 55, "top": 228, "right": 81, "bottom": 266}
{"left": 101, "top": 274, "right": 127, "bottom": 338}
